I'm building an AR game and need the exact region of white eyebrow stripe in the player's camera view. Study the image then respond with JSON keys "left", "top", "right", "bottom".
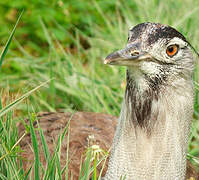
{"left": 167, "top": 37, "right": 187, "bottom": 47}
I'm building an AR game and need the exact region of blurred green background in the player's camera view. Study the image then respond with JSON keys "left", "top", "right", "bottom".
{"left": 1, "top": 0, "right": 199, "bottom": 114}
{"left": 0, "top": 0, "right": 199, "bottom": 169}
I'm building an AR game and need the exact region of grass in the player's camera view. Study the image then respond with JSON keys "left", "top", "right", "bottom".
{"left": 0, "top": 0, "right": 199, "bottom": 179}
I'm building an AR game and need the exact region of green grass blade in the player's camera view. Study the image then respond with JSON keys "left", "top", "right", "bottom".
{"left": 29, "top": 114, "right": 40, "bottom": 179}
{"left": 18, "top": 151, "right": 24, "bottom": 176}
{"left": 24, "top": 165, "right": 33, "bottom": 180}
{"left": 92, "top": 158, "right": 97, "bottom": 180}
{"left": 64, "top": 124, "right": 70, "bottom": 180}
{"left": 55, "top": 150, "right": 62, "bottom": 180}
{"left": 79, "top": 150, "right": 92, "bottom": 180}
{"left": 36, "top": 117, "right": 50, "bottom": 163}
{"left": 38, "top": 127, "right": 50, "bottom": 162}
{"left": 0, "top": 96, "right": 2, "bottom": 110}
{"left": 0, "top": 174, "right": 7, "bottom": 180}
{"left": 0, "top": 10, "right": 23, "bottom": 69}
{"left": 0, "top": 79, "right": 50, "bottom": 118}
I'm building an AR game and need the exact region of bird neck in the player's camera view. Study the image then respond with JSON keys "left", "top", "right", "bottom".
{"left": 105, "top": 71, "right": 194, "bottom": 180}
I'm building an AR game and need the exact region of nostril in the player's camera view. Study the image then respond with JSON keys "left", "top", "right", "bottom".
{"left": 130, "top": 50, "right": 139, "bottom": 56}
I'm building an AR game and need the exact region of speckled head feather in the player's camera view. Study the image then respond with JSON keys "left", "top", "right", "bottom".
{"left": 128, "top": 22, "right": 187, "bottom": 46}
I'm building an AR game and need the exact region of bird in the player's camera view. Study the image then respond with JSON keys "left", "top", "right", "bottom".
{"left": 103, "top": 22, "right": 197, "bottom": 180}
{"left": 18, "top": 22, "right": 199, "bottom": 180}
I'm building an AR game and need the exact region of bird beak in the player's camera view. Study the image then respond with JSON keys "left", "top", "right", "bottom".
{"left": 104, "top": 46, "right": 152, "bottom": 66}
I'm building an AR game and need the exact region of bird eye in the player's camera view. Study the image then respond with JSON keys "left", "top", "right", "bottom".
{"left": 166, "top": 45, "right": 179, "bottom": 57}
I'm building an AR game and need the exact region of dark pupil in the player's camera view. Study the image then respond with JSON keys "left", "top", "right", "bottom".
{"left": 168, "top": 46, "right": 174, "bottom": 53}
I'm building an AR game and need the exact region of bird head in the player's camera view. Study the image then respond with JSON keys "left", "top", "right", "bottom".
{"left": 104, "top": 22, "right": 195, "bottom": 89}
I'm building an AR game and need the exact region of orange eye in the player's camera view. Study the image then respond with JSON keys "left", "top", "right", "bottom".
{"left": 166, "top": 45, "right": 179, "bottom": 57}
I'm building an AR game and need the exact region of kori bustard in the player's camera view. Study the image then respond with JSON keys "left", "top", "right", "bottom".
{"left": 19, "top": 22, "right": 198, "bottom": 180}
{"left": 104, "top": 22, "right": 197, "bottom": 180}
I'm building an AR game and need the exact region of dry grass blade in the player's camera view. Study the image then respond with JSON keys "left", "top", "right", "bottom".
{"left": 0, "top": 79, "right": 51, "bottom": 117}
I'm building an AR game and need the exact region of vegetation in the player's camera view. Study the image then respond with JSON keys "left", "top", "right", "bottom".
{"left": 0, "top": 0, "right": 199, "bottom": 179}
